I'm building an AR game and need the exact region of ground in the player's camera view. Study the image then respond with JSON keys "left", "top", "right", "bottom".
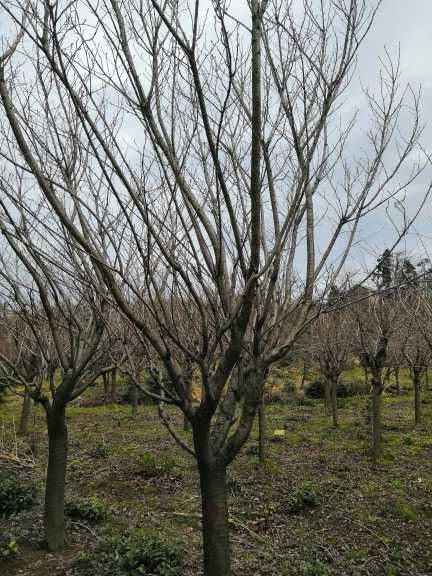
{"left": 0, "top": 369, "right": 432, "bottom": 576}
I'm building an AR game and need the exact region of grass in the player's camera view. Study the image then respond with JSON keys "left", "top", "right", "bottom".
{"left": 0, "top": 368, "right": 432, "bottom": 575}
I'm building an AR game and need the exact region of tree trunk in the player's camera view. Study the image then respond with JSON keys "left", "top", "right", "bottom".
{"left": 395, "top": 367, "right": 401, "bottom": 395}
{"left": 331, "top": 379, "right": 338, "bottom": 428}
{"left": 324, "top": 379, "right": 331, "bottom": 413}
{"left": 198, "top": 463, "right": 231, "bottom": 576}
{"left": 371, "top": 381, "right": 382, "bottom": 464}
{"left": 363, "top": 366, "right": 369, "bottom": 383}
{"left": 102, "top": 373, "right": 109, "bottom": 404}
{"left": 44, "top": 405, "right": 68, "bottom": 551}
{"left": 184, "top": 375, "right": 192, "bottom": 432}
{"left": 258, "top": 396, "right": 266, "bottom": 463}
{"left": 130, "top": 381, "right": 138, "bottom": 417}
{"left": 18, "top": 392, "right": 31, "bottom": 436}
{"left": 110, "top": 369, "right": 117, "bottom": 403}
{"left": 414, "top": 373, "right": 422, "bottom": 425}
{"left": 301, "top": 361, "right": 309, "bottom": 390}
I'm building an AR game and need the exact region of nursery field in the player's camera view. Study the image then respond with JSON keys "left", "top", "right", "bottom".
{"left": 1, "top": 371, "right": 432, "bottom": 576}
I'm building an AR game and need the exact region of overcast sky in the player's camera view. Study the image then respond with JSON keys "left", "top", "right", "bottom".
{"left": 0, "top": 0, "right": 431, "bottom": 269}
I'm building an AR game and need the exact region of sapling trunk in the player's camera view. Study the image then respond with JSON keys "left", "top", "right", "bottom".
{"left": 258, "top": 396, "right": 266, "bottom": 463}
{"left": 371, "top": 380, "right": 382, "bottom": 464}
{"left": 18, "top": 392, "right": 31, "bottom": 436}
{"left": 331, "top": 379, "right": 338, "bottom": 428}
{"left": 414, "top": 373, "right": 422, "bottom": 425}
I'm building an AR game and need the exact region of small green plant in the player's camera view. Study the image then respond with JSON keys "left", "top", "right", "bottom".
{"left": 65, "top": 496, "right": 107, "bottom": 522}
{"left": 301, "top": 560, "right": 332, "bottom": 576}
{"left": 285, "top": 481, "right": 319, "bottom": 514}
{"left": 0, "top": 531, "right": 18, "bottom": 560}
{"left": 73, "top": 529, "right": 183, "bottom": 576}
{"left": 392, "top": 500, "right": 417, "bottom": 522}
{"left": 0, "top": 474, "right": 37, "bottom": 517}
{"left": 136, "top": 452, "right": 176, "bottom": 479}
{"left": 92, "top": 442, "right": 109, "bottom": 459}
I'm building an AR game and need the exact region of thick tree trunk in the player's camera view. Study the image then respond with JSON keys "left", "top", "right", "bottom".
{"left": 44, "top": 405, "right": 68, "bottom": 551}
{"left": 371, "top": 381, "right": 382, "bottom": 464}
{"left": 199, "top": 464, "right": 230, "bottom": 576}
{"left": 331, "top": 380, "right": 338, "bottom": 428}
{"left": 258, "top": 396, "right": 266, "bottom": 463}
{"left": 184, "top": 376, "right": 192, "bottom": 432}
{"left": 18, "top": 392, "right": 31, "bottom": 436}
{"left": 414, "top": 374, "right": 422, "bottom": 425}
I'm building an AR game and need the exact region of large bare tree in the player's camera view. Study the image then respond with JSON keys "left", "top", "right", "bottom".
{"left": 0, "top": 0, "right": 426, "bottom": 573}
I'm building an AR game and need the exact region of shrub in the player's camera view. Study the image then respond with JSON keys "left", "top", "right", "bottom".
{"left": 65, "top": 496, "right": 107, "bottom": 523}
{"left": 284, "top": 481, "right": 319, "bottom": 514}
{"left": 73, "top": 529, "right": 183, "bottom": 576}
{"left": 92, "top": 443, "right": 109, "bottom": 459}
{"left": 0, "top": 531, "right": 18, "bottom": 560}
{"left": 302, "top": 561, "right": 332, "bottom": 576}
{"left": 0, "top": 474, "right": 37, "bottom": 517}
{"left": 136, "top": 452, "right": 176, "bottom": 479}
{"left": 305, "top": 379, "right": 369, "bottom": 399}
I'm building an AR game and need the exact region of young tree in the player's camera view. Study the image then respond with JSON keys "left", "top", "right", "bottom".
{"left": 0, "top": 1, "right": 425, "bottom": 573}
{"left": 0, "top": 202, "right": 111, "bottom": 551}
{"left": 308, "top": 308, "right": 353, "bottom": 427}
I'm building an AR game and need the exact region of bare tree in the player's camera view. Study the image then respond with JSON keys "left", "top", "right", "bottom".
{"left": 307, "top": 305, "right": 353, "bottom": 427}
{"left": 0, "top": 196, "right": 112, "bottom": 551}
{"left": 0, "top": 0, "right": 426, "bottom": 573}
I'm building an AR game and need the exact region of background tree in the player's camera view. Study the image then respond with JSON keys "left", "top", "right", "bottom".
{"left": 0, "top": 197, "right": 112, "bottom": 551}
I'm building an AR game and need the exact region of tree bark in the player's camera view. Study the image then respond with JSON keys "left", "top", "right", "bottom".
{"left": 258, "top": 396, "right": 266, "bottom": 463}
{"left": 102, "top": 373, "right": 109, "bottom": 404}
{"left": 18, "top": 392, "right": 31, "bottom": 436}
{"left": 44, "top": 405, "right": 68, "bottom": 551}
{"left": 130, "top": 381, "right": 138, "bottom": 417}
{"left": 414, "top": 373, "right": 422, "bottom": 425}
{"left": 395, "top": 367, "right": 401, "bottom": 395}
{"left": 110, "top": 369, "right": 117, "bottom": 403}
{"left": 371, "top": 380, "right": 382, "bottom": 464}
{"left": 198, "top": 463, "right": 231, "bottom": 576}
{"left": 324, "top": 379, "right": 331, "bottom": 413}
{"left": 331, "top": 379, "right": 338, "bottom": 428}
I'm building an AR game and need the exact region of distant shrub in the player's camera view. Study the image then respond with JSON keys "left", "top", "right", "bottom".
{"left": 65, "top": 496, "right": 107, "bottom": 523}
{"left": 0, "top": 474, "right": 37, "bottom": 517}
{"left": 73, "top": 529, "right": 183, "bottom": 576}
{"left": 305, "top": 379, "right": 369, "bottom": 399}
{"left": 0, "top": 531, "right": 18, "bottom": 560}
